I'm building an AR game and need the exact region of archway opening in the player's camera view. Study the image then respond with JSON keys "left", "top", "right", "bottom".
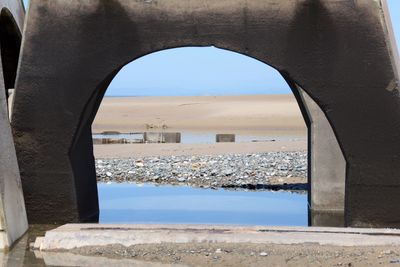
{"left": 0, "top": 8, "right": 21, "bottom": 112}
{"left": 92, "top": 47, "right": 310, "bottom": 226}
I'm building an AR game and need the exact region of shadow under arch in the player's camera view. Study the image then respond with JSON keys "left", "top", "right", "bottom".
{"left": 69, "top": 45, "right": 345, "bottom": 226}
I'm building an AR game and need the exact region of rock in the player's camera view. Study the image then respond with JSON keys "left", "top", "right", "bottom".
{"left": 95, "top": 151, "right": 307, "bottom": 190}
{"left": 390, "top": 258, "right": 400, "bottom": 264}
{"left": 223, "top": 168, "right": 234, "bottom": 176}
{"left": 210, "top": 170, "right": 218, "bottom": 176}
{"left": 136, "top": 162, "right": 144, "bottom": 167}
{"left": 383, "top": 250, "right": 393, "bottom": 255}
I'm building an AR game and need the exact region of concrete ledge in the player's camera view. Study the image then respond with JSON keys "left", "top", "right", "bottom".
{"left": 36, "top": 224, "right": 400, "bottom": 251}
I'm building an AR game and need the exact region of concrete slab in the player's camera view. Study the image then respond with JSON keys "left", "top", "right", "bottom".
{"left": 37, "top": 224, "right": 400, "bottom": 251}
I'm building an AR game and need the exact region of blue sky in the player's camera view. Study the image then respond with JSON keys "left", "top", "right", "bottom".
{"left": 23, "top": 0, "right": 400, "bottom": 96}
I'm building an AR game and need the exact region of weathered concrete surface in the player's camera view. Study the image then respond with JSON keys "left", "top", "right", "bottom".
{"left": 36, "top": 224, "right": 400, "bottom": 251}
{"left": 0, "top": 0, "right": 28, "bottom": 249}
{"left": 12, "top": 0, "right": 400, "bottom": 227}
{"left": 296, "top": 86, "right": 346, "bottom": 227}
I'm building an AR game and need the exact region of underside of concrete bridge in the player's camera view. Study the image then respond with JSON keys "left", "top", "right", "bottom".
{"left": 10, "top": 0, "right": 400, "bottom": 228}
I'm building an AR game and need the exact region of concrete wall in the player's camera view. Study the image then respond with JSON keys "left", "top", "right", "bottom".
{"left": 0, "top": 0, "right": 27, "bottom": 249}
{"left": 12, "top": 0, "right": 400, "bottom": 227}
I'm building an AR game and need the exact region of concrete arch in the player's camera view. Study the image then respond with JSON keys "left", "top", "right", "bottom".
{"left": 12, "top": 0, "right": 400, "bottom": 227}
{"left": 0, "top": 0, "right": 26, "bottom": 249}
{"left": 73, "top": 46, "right": 346, "bottom": 227}
{"left": 70, "top": 44, "right": 320, "bottom": 224}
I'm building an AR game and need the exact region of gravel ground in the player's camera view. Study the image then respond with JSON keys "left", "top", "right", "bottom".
{"left": 96, "top": 151, "right": 307, "bottom": 190}
{"left": 70, "top": 242, "right": 400, "bottom": 267}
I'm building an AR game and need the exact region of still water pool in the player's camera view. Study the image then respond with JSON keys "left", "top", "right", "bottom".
{"left": 0, "top": 184, "right": 308, "bottom": 266}
{"left": 98, "top": 183, "right": 308, "bottom": 226}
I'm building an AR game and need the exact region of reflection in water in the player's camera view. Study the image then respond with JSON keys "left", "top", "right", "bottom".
{"left": 1, "top": 224, "right": 189, "bottom": 266}
{"left": 36, "top": 251, "right": 187, "bottom": 267}
{"left": 0, "top": 225, "right": 57, "bottom": 266}
{"left": 98, "top": 183, "right": 308, "bottom": 226}
{"left": 3, "top": 184, "right": 309, "bottom": 266}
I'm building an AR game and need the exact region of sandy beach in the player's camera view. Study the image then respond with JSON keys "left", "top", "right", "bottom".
{"left": 93, "top": 94, "right": 307, "bottom": 157}
{"left": 94, "top": 141, "right": 306, "bottom": 158}
{"left": 93, "top": 94, "right": 307, "bottom": 135}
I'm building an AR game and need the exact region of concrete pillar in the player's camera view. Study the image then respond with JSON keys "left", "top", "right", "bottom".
{"left": 7, "top": 88, "right": 14, "bottom": 120}
{"left": 0, "top": 0, "right": 28, "bottom": 250}
{"left": 296, "top": 86, "right": 346, "bottom": 227}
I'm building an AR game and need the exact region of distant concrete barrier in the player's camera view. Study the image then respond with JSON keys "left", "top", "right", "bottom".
{"left": 101, "top": 131, "right": 120, "bottom": 135}
{"left": 144, "top": 132, "right": 181, "bottom": 143}
{"left": 216, "top": 134, "right": 235, "bottom": 143}
{"left": 163, "top": 132, "right": 181, "bottom": 143}
{"left": 93, "top": 138, "right": 130, "bottom": 144}
{"left": 93, "top": 132, "right": 182, "bottom": 144}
